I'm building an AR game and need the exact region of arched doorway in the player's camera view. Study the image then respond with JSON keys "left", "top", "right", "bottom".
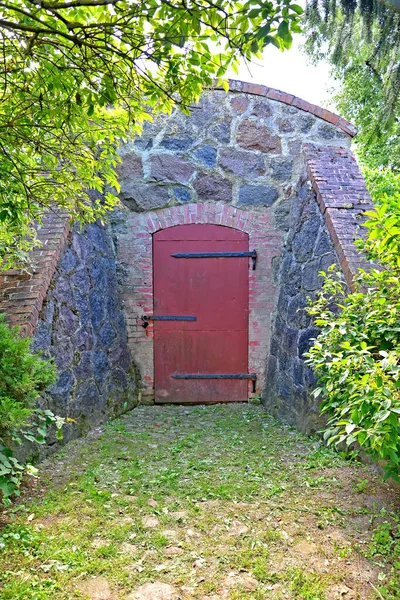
{"left": 152, "top": 224, "right": 253, "bottom": 403}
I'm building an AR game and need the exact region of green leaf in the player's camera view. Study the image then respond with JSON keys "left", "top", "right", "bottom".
{"left": 256, "top": 23, "right": 271, "bottom": 40}
{"left": 0, "top": 477, "right": 16, "bottom": 497}
{"left": 376, "top": 410, "right": 391, "bottom": 422}
{"left": 264, "top": 35, "right": 281, "bottom": 49}
{"left": 345, "top": 423, "right": 356, "bottom": 434}
{"left": 290, "top": 4, "right": 304, "bottom": 15}
{"left": 277, "top": 20, "right": 289, "bottom": 40}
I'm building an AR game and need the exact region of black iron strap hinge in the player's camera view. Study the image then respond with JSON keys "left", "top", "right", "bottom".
{"left": 172, "top": 250, "right": 257, "bottom": 270}
{"left": 172, "top": 372, "right": 257, "bottom": 393}
{"left": 141, "top": 315, "right": 197, "bottom": 328}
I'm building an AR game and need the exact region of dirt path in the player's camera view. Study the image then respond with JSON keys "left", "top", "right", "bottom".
{"left": 1, "top": 404, "right": 399, "bottom": 599}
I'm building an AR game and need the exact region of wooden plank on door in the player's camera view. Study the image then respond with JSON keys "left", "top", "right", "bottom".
{"left": 153, "top": 224, "right": 250, "bottom": 403}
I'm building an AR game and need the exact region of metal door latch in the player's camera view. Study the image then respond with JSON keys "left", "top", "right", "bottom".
{"left": 141, "top": 315, "right": 197, "bottom": 328}
{"left": 172, "top": 250, "right": 257, "bottom": 270}
{"left": 172, "top": 372, "right": 257, "bottom": 393}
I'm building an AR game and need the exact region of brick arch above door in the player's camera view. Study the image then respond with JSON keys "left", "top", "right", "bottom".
{"left": 116, "top": 201, "right": 282, "bottom": 403}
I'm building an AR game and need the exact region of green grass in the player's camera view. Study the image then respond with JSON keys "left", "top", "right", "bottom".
{"left": 288, "top": 568, "right": 330, "bottom": 599}
{"left": 0, "top": 404, "right": 397, "bottom": 599}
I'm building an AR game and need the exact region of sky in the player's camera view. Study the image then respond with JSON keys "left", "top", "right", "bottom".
{"left": 228, "top": 35, "right": 339, "bottom": 111}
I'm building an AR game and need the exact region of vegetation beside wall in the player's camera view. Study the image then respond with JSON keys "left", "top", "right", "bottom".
{"left": 306, "top": 168, "right": 400, "bottom": 481}
{"left": 303, "top": 0, "right": 400, "bottom": 482}
{"left": 0, "top": 316, "right": 63, "bottom": 504}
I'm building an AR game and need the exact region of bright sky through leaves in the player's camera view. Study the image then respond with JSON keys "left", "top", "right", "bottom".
{"left": 231, "top": 35, "right": 337, "bottom": 109}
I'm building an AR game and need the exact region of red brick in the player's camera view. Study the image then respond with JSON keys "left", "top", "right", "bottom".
{"left": 0, "top": 210, "right": 70, "bottom": 334}
{"left": 304, "top": 143, "right": 373, "bottom": 290}
{"left": 146, "top": 214, "right": 157, "bottom": 232}
{"left": 292, "top": 97, "right": 312, "bottom": 113}
{"left": 117, "top": 202, "right": 280, "bottom": 401}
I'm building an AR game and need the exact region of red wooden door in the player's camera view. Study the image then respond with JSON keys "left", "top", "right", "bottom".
{"left": 153, "top": 224, "right": 250, "bottom": 404}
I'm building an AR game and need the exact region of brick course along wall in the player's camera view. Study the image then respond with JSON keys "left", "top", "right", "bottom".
{"left": 221, "top": 80, "right": 357, "bottom": 137}
{"left": 303, "top": 144, "right": 374, "bottom": 289}
{"left": 0, "top": 209, "right": 70, "bottom": 336}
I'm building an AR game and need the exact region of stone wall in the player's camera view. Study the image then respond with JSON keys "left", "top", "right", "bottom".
{"left": 263, "top": 177, "right": 338, "bottom": 432}
{"left": 262, "top": 143, "right": 374, "bottom": 431}
{"left": 31, "top": 222, "right": 137, "bottom": 441}
{"left": 113, "top": 86, "right": 354, "bottom": 403}
{"left": 117, "top": 89, "right": 352, "bottom": 215}
{"left": 0, "top": 81, "right": 374, "bottom": 435}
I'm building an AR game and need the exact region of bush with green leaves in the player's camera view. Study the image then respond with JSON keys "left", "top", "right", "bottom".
{"left": 362, "top": 167, "right": 400, "bottom": 211}
{"left": 0, "top": 315, "right": 64, "bottom": 504}
{"left": 306, "top": 201, "right": 400, "bottom": 481}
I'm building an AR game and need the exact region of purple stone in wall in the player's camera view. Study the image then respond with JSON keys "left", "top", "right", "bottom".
{"left": 238, "top": 184, "right": 278, "bottom": 207}
{"left": 193, "top": 146, "right": 217, "bottom": 167}
{"left": 150, "top": 154, "right": 195, "bottom": 184}
{"left": 219, "top": 149, "right": 265, "bottom": 177}
{"left": 32, "top": 221, "right": 136, "bottom": 441}
{"left": 193, "top": 174, "right": 232, "bottom": 203}
{"left": 90, "top": 291, "right": 105, "bottom": 331}
{"left": 50, "top": 370, "right": 73, "bottom": 400}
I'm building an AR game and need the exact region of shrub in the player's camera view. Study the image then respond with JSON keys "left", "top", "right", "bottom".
{"left": 0, "top": 315, "right": 63, "bottom": 503}
{"left": 306, "top": 201, "right": 400, "bottom": 481}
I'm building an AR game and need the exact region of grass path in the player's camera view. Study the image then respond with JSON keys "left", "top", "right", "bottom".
{"left": 1, "top": 404, "right": 399, "bottom": 600}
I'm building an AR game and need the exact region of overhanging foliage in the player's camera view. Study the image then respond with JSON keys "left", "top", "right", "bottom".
{"left": 304, "top": 0, "right": 400, "bottom": 138}
{"left": 0, "top": 0, "right": 302, "bottom": 268}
